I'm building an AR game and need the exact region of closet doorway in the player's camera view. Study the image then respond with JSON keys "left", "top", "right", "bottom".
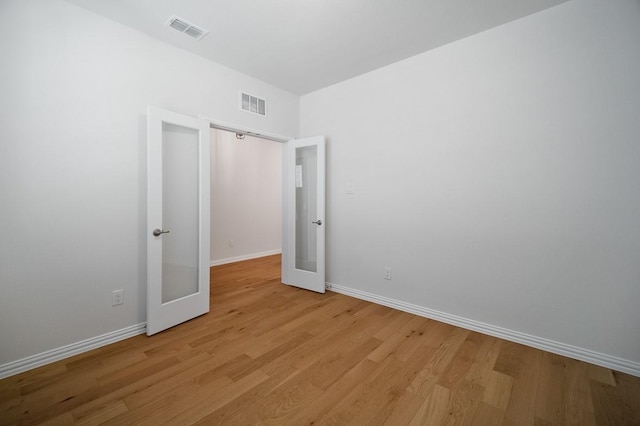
{"left": 209, "top": 129, "right": 282, "bottom": 269}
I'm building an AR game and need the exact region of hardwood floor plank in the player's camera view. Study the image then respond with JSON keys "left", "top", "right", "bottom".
{"left": 110, "top": 376, "right": 231, "bottom": 425}
{"left": 588, "top": 364, "right": 618, "bottom": 386}
{"left": 535, "top": 352, "right": 570, "bottom": 425}
{"left": 1, "top": 254, "right": 639, "bottom": 425}
{"left": 590, "top": 379, "right": 636, "bottom": 426}
{"left": 437, "top": 331, "right": 485, "bottom": 389}
{"left": 322, "top": 344, "right": 439, "bottom": 425}
{"left": 464, "top": 335, "right": 502, "bottom": 385}
{"left": 472, "top": 401, "right": 506, "bottom": 425}
{"left": 286, "top": 359, "right": 381, "bottom": 425}
{"left": 367, "top": 315, "right": 430, "bottom": 363}
{"left": 190, "top": 362, "right": 306, "bottom": 425}
{"left": 482, "top": 370, "right": 513, "bottom": 411}
{"left": 38, "top": 412, "right": 76, "bottom": 426}
{"left": 500, "top": 343, "right": 544, "bottom": 426}
{"left": 308, "top": 337, "right": 382, "bottom": 391}
{"left": 75, "top": 352, "right": 211, "bottom": 419}
{"left": 408, "top": 327, "right": 470, "bottom": 398}
{"left": 445, "top": 379, "right": 485, "bottom": 425}
{"left": 564, "top": 362, "right": 597, "bottom": 426}
{"left": 264, "top": 305, "right": 388, "bottom": 375}
{"left": 379, "top": 347, "right": 438, "bottom": 426}
{"left": 614, "top": 371, "right": 640, "bottom": 425}
{"left": 372, "top": 309, "right": 416, "bottom": 341}
{"left": 225, "top": 332, "right": 314, "bottom": 381}
{"left": 408, "top": 384, "right": 451, "bottom": 426}
{"left": 155, "top": 370, "right": 270, "bottom": 426}
{"left": 73, "top": 400, "right": 128, "bottom": 426}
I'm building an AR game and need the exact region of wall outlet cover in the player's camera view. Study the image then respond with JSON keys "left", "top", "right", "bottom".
{"left": 384, "top": 267, "right": 392, "bottom": 280}
{"left": 112, "top": 289, "right": 124, "bottom": 306}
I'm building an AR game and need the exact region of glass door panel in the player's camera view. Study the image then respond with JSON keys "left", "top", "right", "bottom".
{"left": 161, "top": 122, "right": 200, "bottom": 303}
{"left": 295, "top": 145, "right": 318, "bottom": 273}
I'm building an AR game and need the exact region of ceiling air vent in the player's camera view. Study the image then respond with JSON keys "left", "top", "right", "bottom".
{"left": 241, "top": 92, "right": 266, "bottom": 117}
{"left": 165, "top": 15, "right": 209, "bottom": 40}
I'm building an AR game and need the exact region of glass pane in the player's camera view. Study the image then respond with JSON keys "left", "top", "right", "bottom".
{"left": 295, "top": 145, "right": 317, "bottom": 272}
{"left": 162, "top": 122, "right": 199, "bottom": 303}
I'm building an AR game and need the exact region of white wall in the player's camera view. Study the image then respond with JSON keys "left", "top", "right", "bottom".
{"left": 301, "top": 0, "right": 640, "bottom": 366}
{"left": 210, "top": 129, "right": 282, "bottom": 264}
{"left": 0, "top": 0, "right": 298, "bottom": 366}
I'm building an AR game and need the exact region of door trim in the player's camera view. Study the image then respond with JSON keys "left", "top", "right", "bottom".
{"left": 199, "top": 117, "right": 293, "bottom": 287}
{"left": 197, "top": 117, "right": 326, "bottom": 293}
{"left": 198, "top": 115, "right": 293, "bottom": 143}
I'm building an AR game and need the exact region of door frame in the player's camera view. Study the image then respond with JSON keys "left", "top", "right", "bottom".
{"left": 201, "top": 116, "right": 296, "bottom": 285}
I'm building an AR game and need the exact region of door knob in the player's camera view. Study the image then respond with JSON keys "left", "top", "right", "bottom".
{"left": 312, "top": 220, "right": 322, "bottom": 226}
{"left": 153, "top": 228, "right": 170, "bottom": 237}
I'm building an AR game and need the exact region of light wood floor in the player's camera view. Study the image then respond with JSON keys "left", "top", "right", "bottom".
{"left": 1, "top": 255, "right": 639, "bottom": 425}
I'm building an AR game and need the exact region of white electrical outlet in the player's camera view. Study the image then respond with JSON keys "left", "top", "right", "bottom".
{"left": 384, "top": 267, "right": 392, "bottom": 280}
{"left": 112, "top": 289, "right": 124, "bottom": 306}
{"left": 228, "top": 240, "right": 234, "bottom": 248}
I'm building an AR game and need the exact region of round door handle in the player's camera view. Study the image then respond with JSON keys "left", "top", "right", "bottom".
{"left": 153, "top": 229, "right": 170, "bottom": 237}
{"left": 312, "top": 220, "right": 322, "bottom": 226}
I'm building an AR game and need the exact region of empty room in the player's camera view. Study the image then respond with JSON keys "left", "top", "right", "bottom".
{"left": 1, "top": 0, "right": 639, "bottom": 424}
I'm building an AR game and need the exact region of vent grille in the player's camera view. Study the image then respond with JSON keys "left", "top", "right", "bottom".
{"left": 241, "top": 92, "right": 266, "bottom": 116}
{"left": 165, "top": 15, "right": 209, "bottom": 40}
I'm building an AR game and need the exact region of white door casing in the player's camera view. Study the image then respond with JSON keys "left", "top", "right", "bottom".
{"left": 147, "top": 106, "right": 210, "bottom": 335}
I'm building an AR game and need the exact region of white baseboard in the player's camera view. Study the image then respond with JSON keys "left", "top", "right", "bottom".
{"left": 210, "top": 249, "right": 281, "bottom": 267}
{"left": 0, "top": 323, "right": 147, "bottom": 379}
{"left": 326, "top": 282, "right": 640, "bottom": 377}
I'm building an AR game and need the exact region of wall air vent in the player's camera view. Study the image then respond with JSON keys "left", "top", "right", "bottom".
{"left": 240, "top": 92, "right": 267, "bottom": 117}
{"left": 165, "top": 15, "right": 209, "bottom": 40}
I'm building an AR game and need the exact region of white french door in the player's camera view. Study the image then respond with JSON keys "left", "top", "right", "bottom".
{"left": 147, "top": 106, "right": 210, "bottom": 335}
{"left": 282, "top": 136, "right": 326, "bottom": 293}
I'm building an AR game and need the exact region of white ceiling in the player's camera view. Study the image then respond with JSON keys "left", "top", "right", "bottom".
{"left": 66, "top": 0, "right": 569, "bottom": 95}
